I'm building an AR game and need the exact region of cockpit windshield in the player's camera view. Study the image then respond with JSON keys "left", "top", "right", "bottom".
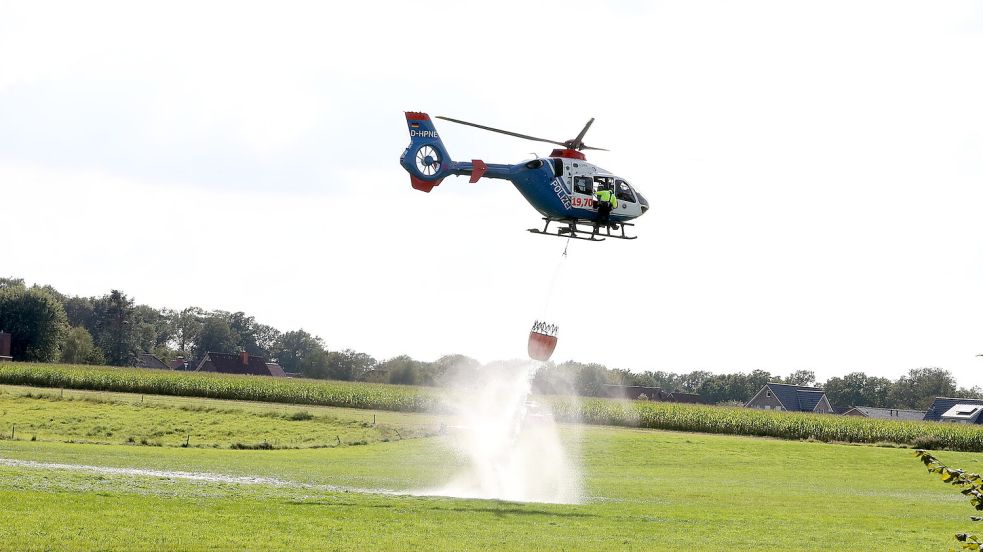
{"left": 615, "top": 179, "right": 636, "bottom": 203}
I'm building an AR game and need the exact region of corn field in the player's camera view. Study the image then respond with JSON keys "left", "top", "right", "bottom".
{"left": 552, "top": 397, "right": 983, "bottom": 452}
{"left": 3, "top": 362, "right": 983, "bottom": 451}
{"left": 0, "top": 363, "right": 441, "bottom": 413}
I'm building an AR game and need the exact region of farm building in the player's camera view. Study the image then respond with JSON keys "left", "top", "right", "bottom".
{"left": 841, "top": 406, "right": 926, "bottom": 421}
{"left": 196, "top": 351, "right": 286, "bottom": 377}
{"left": 135, "top": 353, "right": 169, "bottom": 370}
{"left": 666, "top": 391, "right": 702, "bottom": 404}
{"left": 265, "top": 362, "right": 288, "bottom": 377}
{"left": 924, "top": 397, "right": 983, "bottom": 423}
{"left": 601, "top": 385, "right": 703, "bottom": 403}
{"left": 603, "top": 384, "right": 666, "bottom": 401}
{"left": 0, "top": 331, "right": 11, "bottom": 361}
{"left": 745, "top": 383, "right": 833, "bottom": 413}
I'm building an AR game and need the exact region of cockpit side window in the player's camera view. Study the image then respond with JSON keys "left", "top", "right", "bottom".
{"left": 552, "top": 158, "right": 564, "bottom": 177}
{"left": 615, "top": 179, "right": 636, "bottom": 203}
{"left": 573, "top": 176, "right": 593, "bottom": 195}
{"left": 593, "top": 176, "right": 614, "bottom": 191}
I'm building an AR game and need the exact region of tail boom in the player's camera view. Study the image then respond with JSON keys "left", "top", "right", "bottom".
{"left": 400, "top": 111, "right": 513, "bottom": 192}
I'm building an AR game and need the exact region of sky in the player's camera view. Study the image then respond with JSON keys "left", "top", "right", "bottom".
{"left": 1, "top": 1, "right": 982, "bottom": 385}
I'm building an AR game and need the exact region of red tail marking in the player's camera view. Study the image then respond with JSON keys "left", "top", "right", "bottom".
{"left": 410, "top": 175, "right": 441, "bottom": 192}
{"left": 470, "top": 160, "right": 487, "bottom": 183}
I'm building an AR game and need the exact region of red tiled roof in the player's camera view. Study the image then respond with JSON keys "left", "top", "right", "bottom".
{"left": 196, "top": 352, "right": 273, "bottom": 376}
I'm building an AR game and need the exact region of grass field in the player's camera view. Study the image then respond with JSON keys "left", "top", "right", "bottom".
{"left": 0, "top": 385, "right": 439, "bottom": 449}
{"left": 7, "top": 363, "right": 983, "bottom": 451}
{"left": 0, "top": 384, "right": 978, "bottom": 550}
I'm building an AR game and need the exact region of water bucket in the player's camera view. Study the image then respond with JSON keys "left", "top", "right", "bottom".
{"left": 527, "top": 320, "right": 558, "bottom": 361}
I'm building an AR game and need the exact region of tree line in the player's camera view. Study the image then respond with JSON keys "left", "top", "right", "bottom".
{"left": 1, "top": 277, "right": 978, "bottom": 409}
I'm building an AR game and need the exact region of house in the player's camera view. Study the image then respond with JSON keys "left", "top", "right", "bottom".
{"left": 0, "top": 331, "right": 11, "bottom": 361}
{"left": 265, "top": 362, "right": 287, "bottom": 377}
{"left": 602, "top": 384, "right": 666, "bottom": 401}
{"left": 842, "top": 406, "right": 927, "bottom": 421}
{"left": 170, "top": 356, "right": 191, "bottom": 371}
{"left": 745, "top": 382, "right": 833, "bottom": 413}
{"left": 195, "top": 351, "right": 286, "bottom": 377}
{"left": 924, "top": 397, "right": 983, "bottom": 423}
{"left": 666, "top": 391, "right": 702, "bottom": 404}
{"left": 136, "top": 353, "right": 169, "bottom": 370}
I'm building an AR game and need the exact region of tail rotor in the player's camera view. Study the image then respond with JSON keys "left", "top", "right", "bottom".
{"left": 400, "top": 112, "right": 452, "bottom": 192}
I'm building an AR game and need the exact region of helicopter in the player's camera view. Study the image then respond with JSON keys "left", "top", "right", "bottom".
{"left": 399, "top": 112, "right": 650, "bottom": 241}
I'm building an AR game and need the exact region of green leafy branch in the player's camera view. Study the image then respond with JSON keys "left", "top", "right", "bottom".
{"left": 915, "top": 449, "right": 983, "bottom": 550}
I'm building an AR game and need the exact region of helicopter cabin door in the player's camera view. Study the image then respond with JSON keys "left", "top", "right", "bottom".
{"left": 571, "top": 175, "right": 595, "bottom": 211}
{"left": 613, "top": 179, "right": 642, "bottom": 218}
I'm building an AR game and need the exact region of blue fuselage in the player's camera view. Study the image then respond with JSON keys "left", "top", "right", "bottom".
{"left": 447, "top": 158, "right": 648, "bottom": 223}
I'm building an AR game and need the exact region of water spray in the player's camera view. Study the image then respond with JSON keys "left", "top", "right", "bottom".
{"left": 422, "top": 239, "right": 582, "bottom": 504}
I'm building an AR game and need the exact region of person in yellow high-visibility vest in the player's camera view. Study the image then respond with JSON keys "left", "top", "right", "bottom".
{"left": 594, "top": 186, "right": 618, "bottom": 226}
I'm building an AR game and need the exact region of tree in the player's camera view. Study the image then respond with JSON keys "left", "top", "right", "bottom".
{"left": 271, "top": 330, "right": 328, "bottom": 376}
{"left": 195, "top": 316, "right": 238, "bottom": 358}
{"left": 132, "top": 305, "right": 175, "bottom": 353}
{"left": 956, "top": 386, "right": 983, "bottom": 400}
{"left": 324, "top": 349, "right": 377, "bottom": 381}
{"left": 431, "top": 354, "right": 480, "bottom": 385}
{"left": 60, "top": 326, "right": 105, "bottom": 365}
{"left": 380, "top": 355, "right": 425, "bottom": 385}
{"left": 676, "top": 370, "right": 715, "bottom": 392}
{"left": 915, "top": 450, "right": 983, "bottom": 550}
{"left": 92, "top": 290, "right": 140, "bottom": 366}
{"left": 0, "top": 277, "right": 25, "bottom": 289}
{"left": 226, "top": 311, "right": 280, "bottom": 358}
{"left": 553, "top": 361, "right": 613, "bottom": 397}
{"left": 62, "top": 296, "right": 97, "bottom": 332}
{"left": 0, "top": 286, "right": 68, "bottom": 361}
{"left": 782, "top": 370, "right": 817, "bottom": 387}
{"left": 174, "top": 307, "right": 205, "bottom": 357}
{"left": 823, "top": 372, "right": 893, "bottom": 408}
{"left": 696, "top": 369, "right": 774, "bottom": 404}
{"left": 891, "top": 367, "right": 957, "bottom": 410}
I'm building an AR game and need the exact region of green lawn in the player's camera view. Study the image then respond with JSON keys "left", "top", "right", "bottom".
{"left": 0, "top": 384, "right": 440, "bottom": 449}
{"left": 0, "top": 386, "right": 977, "bottom": 550}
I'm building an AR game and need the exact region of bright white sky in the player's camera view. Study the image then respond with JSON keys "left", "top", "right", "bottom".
{"left": 2, "top": 1, "right": 981, "bottom": 385}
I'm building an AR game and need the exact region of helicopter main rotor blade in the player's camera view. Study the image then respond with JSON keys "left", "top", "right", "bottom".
{"left": 580, "top": 145, "right": 609, "bottom": 152}
{"left": 567, "top": 118, "right": 595, "bottom": 150}
{"left": 436, "top": 116, "right": 568, "bottom": 148}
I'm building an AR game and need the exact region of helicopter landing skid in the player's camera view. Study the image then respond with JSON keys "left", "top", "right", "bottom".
{"left": 527, "top": 218, "right": 637, "bottom": 242}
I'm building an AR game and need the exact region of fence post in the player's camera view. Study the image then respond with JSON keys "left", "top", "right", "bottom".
{"left": 10, "top": 424, "right": 14, "bottom": 440}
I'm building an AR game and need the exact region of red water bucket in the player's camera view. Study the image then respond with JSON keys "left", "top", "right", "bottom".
{"left": 527, "top": 320, "right": 558, "bottom": 361}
